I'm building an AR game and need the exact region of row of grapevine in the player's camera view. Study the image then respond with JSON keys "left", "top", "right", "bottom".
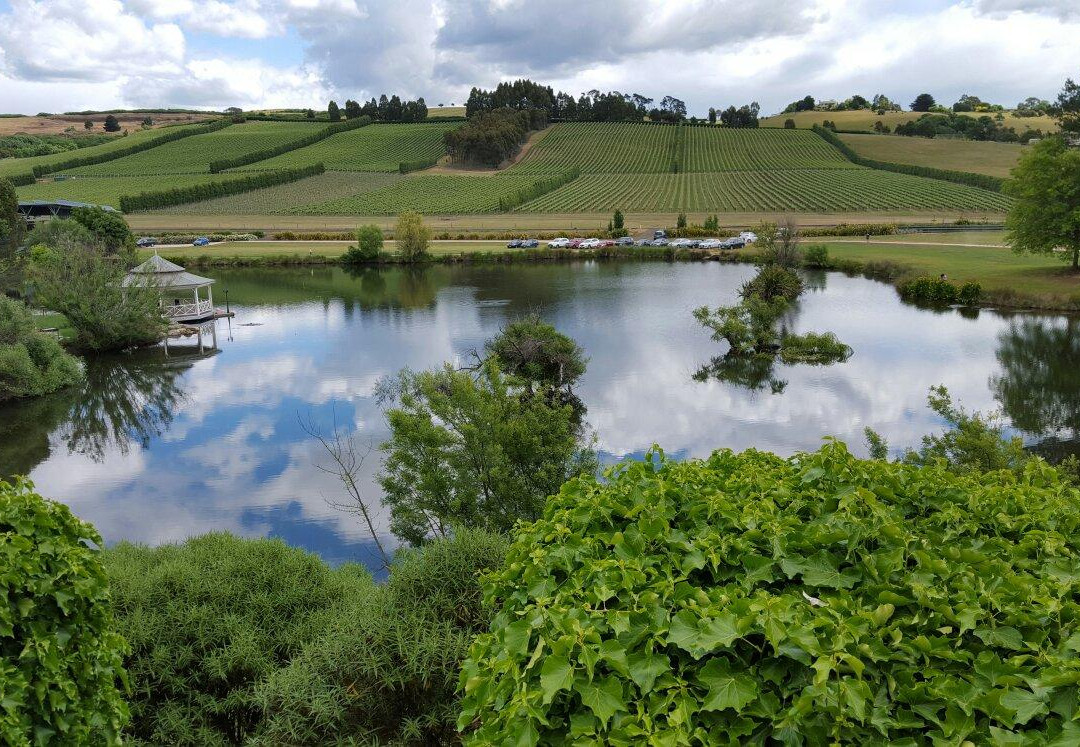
{"left": 516, "top": 169, "right": 1012, "bottom": 213}
{"left": 497, "top": 169, "right": 581, "bottom": 210}
{"left": 812, "top": 125, "right": 1005, "bottom": 191}
{"left": 209, "top": 117, "right": 371, "bottom": 172}
{"left": 16, "top": 174, "right": 241, "bottom": 208}
{"left": 155, "top": 172, "right": 403, "bottom": 215}
{"left": 119, "top": 164, "right": 325, "bottom": 212}
{"left": 30, "top": 120, "right": 232, "bottom": 177}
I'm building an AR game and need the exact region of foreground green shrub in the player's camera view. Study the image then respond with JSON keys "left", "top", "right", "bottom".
{"left": 0, "top": 297, "right": 83, "bottom": 401}
{"left": 342, "top": 223, "right": 384, "bottom": 263}
{"left": 459, "top": 442, "right": 1080, "bottom": 743}
{"left": 802, "top": 243, "right": 829, "bottom": 268}
{"left": 0, "top": 479, "right": 128, "bottom": 745}
{"left": 257, "top": 528, "right": 508, "bottom": 745}
{"left": 104, "top": 533, "right": 366, "bottom": 745}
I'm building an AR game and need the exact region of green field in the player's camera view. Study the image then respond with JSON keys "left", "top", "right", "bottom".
{"left": 0, "top": 125, "right": 205, "bottom": 178}
{"left": 67, "top": 121, "right": 321, "bottom": 176}
{"left": 17, "top": 174, "right": 237, "bottom": 208}
{"left": 154, "top": 172, "right": 403, "bottom": 214}
{"left": 837, "top": 133, "right": 1027, "bottom": 178}
{"left": 760, "top": 109, "right": 1058, "bottom": 133}
{"left": 241, "top": 122, "right": 457, "bottom": 172}
{"left": 517, "top": 169, "right": 1011, "bottom": 213}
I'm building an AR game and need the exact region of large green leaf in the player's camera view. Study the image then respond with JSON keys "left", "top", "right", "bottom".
{"left": 573, "top": 676, "right": 627, "bottom": 726}
{"left": 697, "top": 658, "right": 758, "bottom": 713}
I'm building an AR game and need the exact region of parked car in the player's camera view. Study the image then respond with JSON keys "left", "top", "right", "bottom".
{"left": 193, "top": 237, "right": 211, "bottom": 247}
{"left": 568, "top": 238, "right": 585, "bottom": 248}
{"left": 520, "top": 238, "right": 539, "bottom": 248}
{"left": 136, "top": 237, "right": 156, "bottom": 248}
{"left": 652, "top": 237, "right": 669, "bottom": 247}
{"left": 548, "top": 237, "right": 571, "bottom": 248}
{"left": 579, "top": 238, "right": 602, "bottom": 248}
{"left": 636, "top": 239, "right": 652, "bottom": 247}
{"left": 506, "top": 239, "right": 522, "bottom": 248}
{"left": 670, "top": 238, "right": 694, "bottom": 248}
{"left": 740, "top": 231, "right": 758, "bottom": 243}
{"left": 722, "top": 237, "right": 746, "bottom": 249}
{"left": 699, "top": 238, "right": 723, "bottom": 249}
{"left": 614, "top": 236, "right": 634, "bottom": 246}
{"left": 599, "top": 239, "right": 615, "bottom": 248}
{"left": 653, "top": 229, "right": 668, "bottom": 240}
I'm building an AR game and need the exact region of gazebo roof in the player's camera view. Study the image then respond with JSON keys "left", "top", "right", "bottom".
{"left": 124, "top": 253, "right": 215, "bottom": 290}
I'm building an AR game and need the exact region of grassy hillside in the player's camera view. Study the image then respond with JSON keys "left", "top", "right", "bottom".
{"left": 0, "top": 125, "right": 205, "bottom": 178}
{"left": 836, "top": 133, "right": 1026, "bottom": 178}
{"left": 67, "top": 121, "right": 321, "bottom": 175}
{"left": 760, "top": 109, "right": 1057, "bottom": 133}
{"left": 241, "top": 122, "right": 457, "bottom": 172}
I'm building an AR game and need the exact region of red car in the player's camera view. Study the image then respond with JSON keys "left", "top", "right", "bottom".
{"left": 599, "top": 239, "right": 615, "bottom": 248}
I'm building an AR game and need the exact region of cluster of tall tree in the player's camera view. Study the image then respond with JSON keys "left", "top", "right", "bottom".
{"left": 443, "top": 108, "right": 543, "bottom": 167}
{"left": 464, "top": 79, "right": 687, "bottom": 123}
{"left": 327, "top": 95, "right": 427, "bottom": 123}
{"left": 710, "top": 102, "right": 760, "bottom": 128}
{"left": 782, "top": 94, "right": 897, "bottom": 114}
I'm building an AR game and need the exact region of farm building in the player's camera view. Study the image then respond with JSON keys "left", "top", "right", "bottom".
{"left": 17, "top": 199, "right": 118, "bottom": 226}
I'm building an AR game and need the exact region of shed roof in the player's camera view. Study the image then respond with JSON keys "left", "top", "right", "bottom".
{"left": 123, "top": 253, "right": 215, "bottom": 290}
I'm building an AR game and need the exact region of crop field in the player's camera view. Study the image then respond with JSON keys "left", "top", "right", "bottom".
{"left": 513, "top": 122, "right": 678, "bottom": 173}
{"left": 0, "top": 124, "right": 205, "bottom": 178}
{"left": 244, "top": 122, "right": 458, "bottom": 172}
{"left": 682, "top": 127, "right": 858, "bottom": 171}
{"left": 759, "top": 109, "right": 1059, "bottom": 133}
{"left": 837, "top": 133, "right": 1026, "bottom": 178}
{"left": 517, "top": 169, "right": 1012, "bottom": 213}
{"left": 157, "top": 172, "right": 403, "bottom": 214}
{"left": 67, "top": 121, "right": 322, "bottom": 176}
{"left": 17, "top": 174, "right": 236, "bottom": 208}
{"left": 291, "top": 173, "right": 553, "bottom": 215}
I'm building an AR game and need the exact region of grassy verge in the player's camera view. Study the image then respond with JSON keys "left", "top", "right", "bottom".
{"left": 31, "top": 311, "right": 76, "bottom": 342}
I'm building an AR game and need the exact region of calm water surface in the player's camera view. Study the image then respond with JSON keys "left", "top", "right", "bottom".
{"left": 2, "top": 262, "right": 1077, "bottom": 570}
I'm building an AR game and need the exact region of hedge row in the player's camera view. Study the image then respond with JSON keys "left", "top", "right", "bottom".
{"left": 8, "top": 172, "right": 35, "bottom": 187}
{"left": 31, "top": 119, "right": 231, "bottom": 178}
{"left": 119, "top": 163, "right": 324, "bottom": 212}
{"left": 399, "top": 158, "right": 438, "bottom": 174}
{"left": 497, "top": 169, "right": 581, "bottom": 211}
{"left": 208, "top": 117, "right": 371, "bottom": 173}
{"left": 812, "top": 125, "right": 1005, "bottom": 192}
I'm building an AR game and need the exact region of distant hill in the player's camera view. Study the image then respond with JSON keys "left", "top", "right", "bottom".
{"left": 760, "top": 109, "right": 1057, "bottom": 134}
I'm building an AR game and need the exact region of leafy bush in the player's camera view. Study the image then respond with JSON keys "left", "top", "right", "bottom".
{"left": 257, "top": 528, "right": 508, "bottom": 745}
{"left": 739, "top": 264, "right": 804, "bottom": 302}
{"left": 103, "top": 533, "right": 364, "bottom": 746}
{"left": 802, "top": 243, "right": 829, "bottom": 268}
{"left": 778, "top": 330, "right": 852, "bottom": 364}
{"left": 394, "top": 210, "right": 430, "bottom": 262}
{"left": 0, "top": 296, "right": 83, "bottom": 401}
{"left": 342, "top": 223, "right": 384, "bottom": 263}
{"left": 1, "top": 478, "right": 128, "bottom": 745}
{"left": 459, "top": 442, "right": 1080, "bottom": 744}
{"left": 897, "top": 276, "right": 981, "bottom": 306}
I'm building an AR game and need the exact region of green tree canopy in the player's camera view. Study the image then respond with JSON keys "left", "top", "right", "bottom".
{"left": 485, "top": 314, "right": 587, "bottom": 399}
{"left": 1051, "top": 77, "right": 1080, "bottom": 134}
{"left": 71, "top": 206, "right": 134, "bottom": 258}
{"left": 0, "top": 177, "right": 24, "bottom": 289}
{"left": 342, "top": 223, "right": 383, "bottom": 263}
{"left": 327, "top": 100, "right": 341, "bottom": 122}
{"left": 394, "top": 211, "right": 429, "bottom": 262}
{"left": 103, "top": 114, "right": 121, "bottom": 132}
{"left": 910, "top": 92, "right": 936, "bottom": 112}
{"left": 379, "top": 360, "right": 594, "bottom": 545}
{"left": 1004, "top": 136, "right": 1080, "bottom": 269}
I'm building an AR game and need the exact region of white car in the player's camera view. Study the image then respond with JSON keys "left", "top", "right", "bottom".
{"left": 548, "top": 237, "right": 571, "bottom": 248}
{"left": 670, "top": 238, "right": 694, "bottom": 248}
{"left": 740, "top": 231, "right": 758, "bottom": 243}
{"left": 699, "top": 238, "right": 723, "bottom": 249}
{"left": 579, "top": 238, "right": 602, "bottom": 248}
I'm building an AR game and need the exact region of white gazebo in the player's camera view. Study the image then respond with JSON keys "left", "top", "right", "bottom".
{"left": 124, "top": 254, "right": 216, "bottom": 322}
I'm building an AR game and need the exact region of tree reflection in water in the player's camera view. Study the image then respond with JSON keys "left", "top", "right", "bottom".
{"left": 0, "top": 349, "right": 192, "bottom": 476}
{"left": 992, "top": 317, "right": 1080, "bottom": 461}
{"left": 693, "top": 354, "right": 788, "bottom": 394}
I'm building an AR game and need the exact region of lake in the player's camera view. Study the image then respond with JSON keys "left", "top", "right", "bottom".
{"left": 2, "top": 261, "right": 1077, "bottom": 571}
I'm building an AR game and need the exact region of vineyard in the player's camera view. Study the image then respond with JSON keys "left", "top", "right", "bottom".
{"left": 243, "top": 122, "right": 458, "bottom": 172}
{"left": 290, "top": 173, "right": 553, "bottom": 215}
{"left": 0, "top": 124, "right": 203, "bottom": 179}
{"left": 517, "top": 169, "right": 1013, "bottom": 213}
{"left": 157, "top": 172, "right": 404, "bottom": 214}
{"left": 17, "top": 174, "right": 238, "bottom": 208}
{"left": 67, "top": 121, "right": 321, "bottom": 176}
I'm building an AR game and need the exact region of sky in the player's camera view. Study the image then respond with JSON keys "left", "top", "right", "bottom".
{"left": 0, "top": 0, "right": 1078, "bottom": 116}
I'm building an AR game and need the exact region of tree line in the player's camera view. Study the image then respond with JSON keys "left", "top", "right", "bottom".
{"left": 326, "top": 95, "right": 428, "bottom": 123}
{"left": 464, "top": 79, "right": 689, "bottom": 123}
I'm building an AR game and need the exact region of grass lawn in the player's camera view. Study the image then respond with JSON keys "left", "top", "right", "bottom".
{"left": 814, "top": 240, "right": 1080, "bottom": 305}
{"left": 31, "top": 311, "right": 75, "bottom": 342}
{"left": 836, "top": 134, "right": 1025, "bottom": 178}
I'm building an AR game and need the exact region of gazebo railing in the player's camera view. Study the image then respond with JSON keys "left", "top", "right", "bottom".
{"left": 163, "top": 300, "right": 214, "bottom": 319}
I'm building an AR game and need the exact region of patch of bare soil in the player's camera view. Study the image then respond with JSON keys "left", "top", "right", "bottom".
{"left": 0, "top": 112, "right": 216, "bottom": 137}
